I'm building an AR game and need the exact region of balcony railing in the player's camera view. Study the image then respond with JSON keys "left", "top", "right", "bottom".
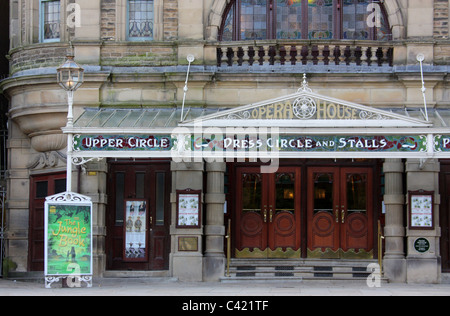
{"left": 217, "top": 41, "right": 394, "bottom": 68}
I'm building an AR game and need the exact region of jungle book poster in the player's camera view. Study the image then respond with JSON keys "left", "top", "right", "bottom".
{"left": 45, "top": 203, "right": 92, "bottom": 276}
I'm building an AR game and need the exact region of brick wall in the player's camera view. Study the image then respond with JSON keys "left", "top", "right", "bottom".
{"left": 10, "top": 45, "right": 70, "bottom": 75}
{"left": 163, "top": 0, "right": 178, "bottom": 40}
{"left": 101, "top": 0, "right": 116, "bottom": 40}
{"left": 434, "top": 0, "right": 449, "bottom": 38}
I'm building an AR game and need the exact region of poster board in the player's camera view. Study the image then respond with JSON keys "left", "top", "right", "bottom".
{"left": 44, "top": 192, "right": 92, "bottom": 288}
{"left": 409, "top": 190, "right": 434, "bottom": 230}
{"left": 176, "top": 189, "right": 202, "bottom": 228}
{"left": 124, "top": 199, "right": 148, "bottom": 262}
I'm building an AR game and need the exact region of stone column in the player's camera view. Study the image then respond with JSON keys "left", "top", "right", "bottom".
{"left": 405, "top": 159, "right": 441, "bottom": 284}
{"left": 203, "top": 161, "right": 226, "bottom": 282}
{"left": 79, "top": 160, "right": 108, "bottom": 277}
{"left": 170, "top": 161, "right": 204, "bottom": 281}
{"left": 383, "top": 159, "right": 406, "bottom": 283}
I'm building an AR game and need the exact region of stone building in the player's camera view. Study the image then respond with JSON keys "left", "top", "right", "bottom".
{"left": 1, "top": 0, "right": 450, "bottom": 284}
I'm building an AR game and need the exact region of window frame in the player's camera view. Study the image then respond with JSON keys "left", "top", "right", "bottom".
{"left": 39, "top": 0, "right": 61, "bottom": 43}
{"left": 219, "top": 0, "right": 391, "bottom": 41}
{"left": 126, "top": 0, "right": 155, "bottom": 42}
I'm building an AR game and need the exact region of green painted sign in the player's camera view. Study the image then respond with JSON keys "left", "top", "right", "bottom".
{"left": 414, "top": 238, "right": 430, "bottom": 253}
{"left": 73, "top": 133, "right": 427, "bottom": 154}
{"left": 435, "top": 135, "right": 450, "bottom": 152}
{"left": 45, "top": 202, "right": 92, "bottom": 276}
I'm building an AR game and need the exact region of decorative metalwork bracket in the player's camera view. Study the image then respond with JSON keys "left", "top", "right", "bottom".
{"left": 45, "top": 275, "right": 92, "bottom": 289}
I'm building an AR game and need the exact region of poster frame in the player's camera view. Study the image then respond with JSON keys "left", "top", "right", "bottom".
{"left": 44, "top": 192, "right": 93, "bottom": 288}
{"left": 176, "top": 189, "right": 202, "bottom": 229}
{"left": 123, "top": 198, "right": 149, "bottom": 262}
{"left": 408, "top": 190, "right": 435, "bottom": 230}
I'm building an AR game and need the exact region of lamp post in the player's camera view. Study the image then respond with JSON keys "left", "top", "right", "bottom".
{"left": 57, "top": 56, "right": 84, "bottom": 193}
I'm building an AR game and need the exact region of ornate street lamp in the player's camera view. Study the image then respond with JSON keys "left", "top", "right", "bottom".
{"left": 57, "top": 56, "right": 84, "bottom": 192}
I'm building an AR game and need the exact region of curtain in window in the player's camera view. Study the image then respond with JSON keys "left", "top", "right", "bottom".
{"left": 42, "top": 0, "right": 60, "bottom": 41}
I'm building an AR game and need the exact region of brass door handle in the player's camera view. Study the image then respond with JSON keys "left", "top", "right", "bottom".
{"left": 335, "top": 209, "right": 339, "bottom": 223}
{"left": 269, "top": 209, "right": 273, "bottom": 223}
{"left": 341, "top": 209, "right": 345, "bottom": 224}
{"left": 263, "top": 209, "right": 267, "bottom": 223}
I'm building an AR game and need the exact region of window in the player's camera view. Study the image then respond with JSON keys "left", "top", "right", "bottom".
{"left": 219, "top": 0, "right": 391, "bottom": 41}
{"left": 127, "top": 0, "right": 154, "bottom": 41}
{"left": 40, "top": 0, "right": 61, "bottom": 42}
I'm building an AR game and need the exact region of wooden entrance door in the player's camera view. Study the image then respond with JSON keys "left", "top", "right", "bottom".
{"left": 440, "top": 161, "right": 450, "bottom": 272}
{"left": 107, "top": 160, "right": 171, "bottom": 270}
{"left": 235, "top": 167, "right": 301, "bottom": 258}
{"left": 307, "top": 167, "right": 373, "bottom": 259}
{"left": 29, "top": 173, "right": 67, "bottom": 271}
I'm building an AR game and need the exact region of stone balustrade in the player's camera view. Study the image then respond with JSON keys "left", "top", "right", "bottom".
{"left": 216, "top": 41, "right": 394, "bottom": 68}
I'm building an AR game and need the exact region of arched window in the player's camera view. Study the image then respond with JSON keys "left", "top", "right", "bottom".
{"left": 219, "top": 0, "right": 391, "bottom": 41}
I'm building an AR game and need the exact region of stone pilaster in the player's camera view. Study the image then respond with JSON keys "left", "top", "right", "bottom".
{"left": 383, "top": 159, "right": 406, "bottom": 283}
{"left": 203, "top": 161, "right": 226, "bottom": 282}
{"left": 405, "top": 159, "right": 441, "bottom": 284}
{"left": 170, "top": 161, "right": 204, "bottom": 281}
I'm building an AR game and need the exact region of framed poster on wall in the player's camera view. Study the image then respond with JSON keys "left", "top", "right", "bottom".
{"left": 124, "top": 199, "right": 148, "bottom": 261}
{"left": 409, "top": 190, "right": 434, "bottom": 230}
{"left": 176, "top": 189, "right": 202, "bottom": 228}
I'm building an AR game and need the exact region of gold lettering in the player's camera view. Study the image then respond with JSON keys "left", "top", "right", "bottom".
{"left": 284, "top": 101, "right": 293, "bottom": 119}
{"left": 259, "top": 106, "right": 266, "bottom": 119}
{"left": 266, "top": 104, "right": 274, "bottom": 119}
{"left": 317, "top": 101, "right": 327, "bottom": 119}
{"left": 337, "top": 104, "right": 346, "bottom": 119}
{"left": 327, "top": 103, "right": 336, "bottom": 119}
{"left": 274, "top": 103, "right": 284, "bottom": 119}
{"left": 344, "top": 106, "right": 351, "bottom": 119}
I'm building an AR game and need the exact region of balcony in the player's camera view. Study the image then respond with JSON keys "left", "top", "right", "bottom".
{"left": 216, "top": 40, "right": 394, "bottom": 68}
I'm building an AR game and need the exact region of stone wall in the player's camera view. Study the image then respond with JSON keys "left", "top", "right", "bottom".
{"left": 434, "top": 0, "right": 450, "bottom": 38}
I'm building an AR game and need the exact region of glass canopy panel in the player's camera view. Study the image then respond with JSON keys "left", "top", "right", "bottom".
{"left": 133, "top": 110, "right": 159, "bottom": 128}
{"left": 74, "top": 110, "right": 99, "bottom": 127}
{"left": 102, "top": 110, "right": 131, "bottom": 128}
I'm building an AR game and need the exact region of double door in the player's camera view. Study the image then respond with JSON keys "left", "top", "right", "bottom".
{"left": 307, "top": 167, "right": 373, "bottom": 258}
{"left": 235, "top": 165, "right": 374, "bottom": 259}
{"left": 236, "top": 167, "right": 302, "bottom": 258}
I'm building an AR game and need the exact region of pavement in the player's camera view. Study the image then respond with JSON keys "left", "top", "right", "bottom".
{"left": 2, "top": 277, "right": 450, "bottom": 297}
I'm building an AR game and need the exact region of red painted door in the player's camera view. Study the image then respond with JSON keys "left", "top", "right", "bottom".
{"left": 107, "top": 160, "right": 171, "bottom": 271}
{"left": 307, "top": 167, "right": 373, "bottom": 258}
{"left": 29, "top": 173, "right": 67, "bottom": 271}
{"left": 236, "top": 167, "right": 301, "bottom": 258}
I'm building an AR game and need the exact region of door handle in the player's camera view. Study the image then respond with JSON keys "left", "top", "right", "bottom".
{"left": 269, "top": 209, "right": 273, "bottom": 223}
{"left": 335, "top": 208, "right": 339, "bottom": 223}
{"left": 263, "top": 209, "right": 267, "bottom": 223}
{"left": 341, "top": 209, "right": 345, "bottom": 224}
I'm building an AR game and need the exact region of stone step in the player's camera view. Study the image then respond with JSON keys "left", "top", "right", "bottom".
{"left": 221, "top": 259, "right": 388, "bottom": 283}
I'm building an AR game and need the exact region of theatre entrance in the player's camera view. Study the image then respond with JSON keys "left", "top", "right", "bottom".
{"left": 235, "top": 167, "right": 302, "bottom": 258}
{"left": 307, "top": 167, "right": 374, "bottom": 259}
{"left": 234, "top": 164, "right": 375, "bottom": 260}
{"left": 106, "top": 160, "right": 171, "bottom": 271}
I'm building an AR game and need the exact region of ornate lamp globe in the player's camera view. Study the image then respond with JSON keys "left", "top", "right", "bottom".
{"left": 57, "top": 55, "right": 84, "bottom": 92}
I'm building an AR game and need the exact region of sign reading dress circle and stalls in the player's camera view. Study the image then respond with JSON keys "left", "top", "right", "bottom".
{"left": 44, "top": 192, "right": 93, "bottom": 288}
